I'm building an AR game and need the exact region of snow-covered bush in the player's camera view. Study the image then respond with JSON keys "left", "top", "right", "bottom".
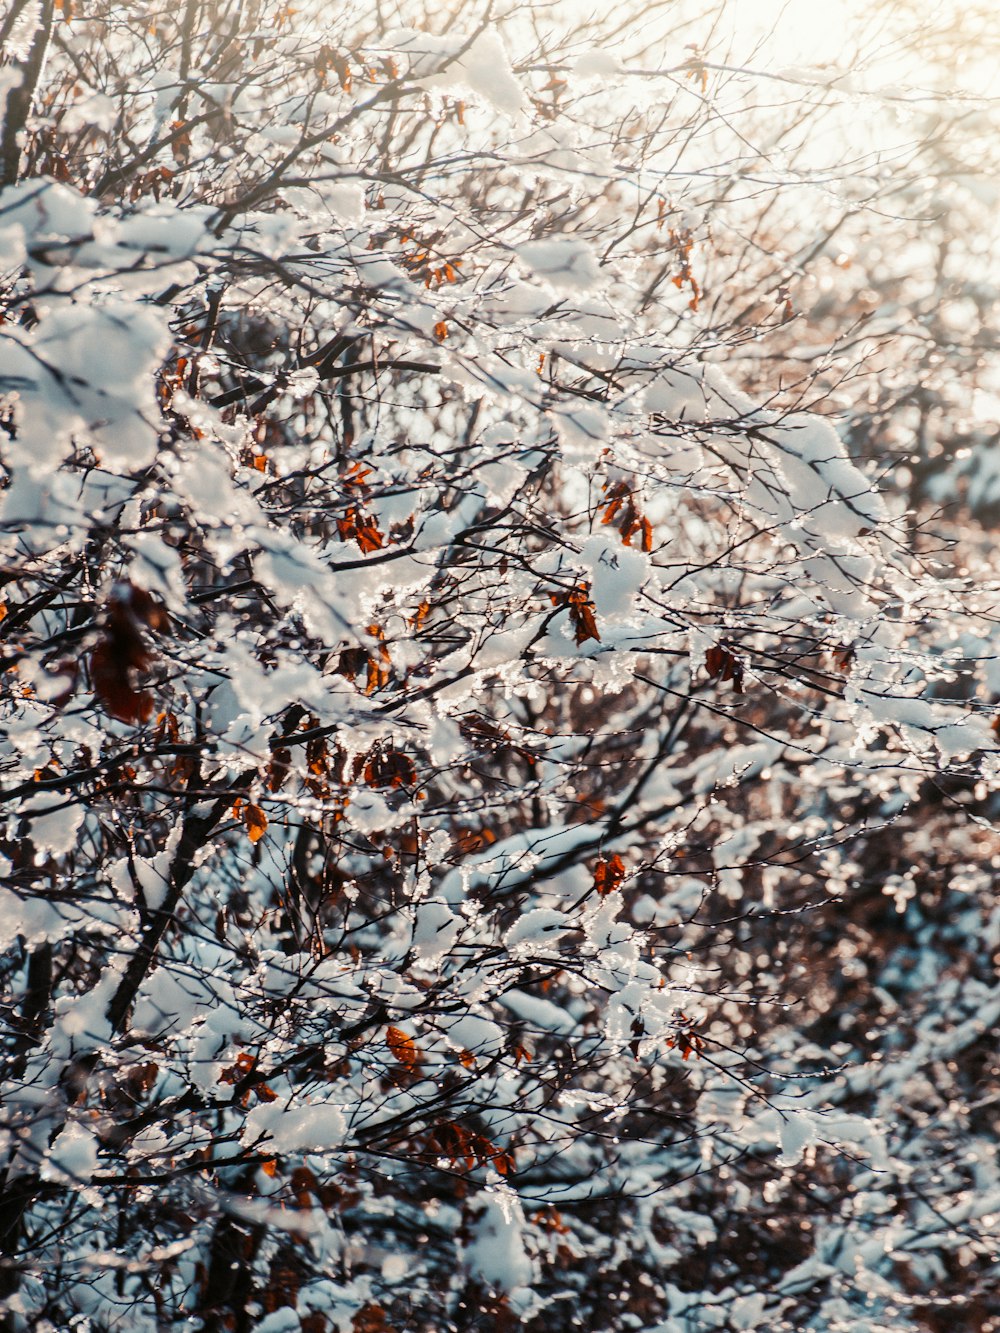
{"left": 2, "top": 2, "right": 998, "bottom": 1330}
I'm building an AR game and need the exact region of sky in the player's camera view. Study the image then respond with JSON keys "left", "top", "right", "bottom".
{"left": 717, "top": 0, "right": 1000, "bottom": 97}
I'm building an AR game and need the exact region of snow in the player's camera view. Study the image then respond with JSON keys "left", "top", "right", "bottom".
{"left": 21, "top": 799, "right": 85, "bottom": 858}
{"left": 254, "top": 1312, "right": 301, "bottom": 1333}
{"left": 573, "top": 49, "right": 624, "bottom": 79}
{"left": 410, "top": 896, "right": 464, "bottom": 964}
{"left": 580, "top": 533, "right": 649, "bottom": 621}
{"left": 344, "top": 789, "right": 406, "bottom": 834}
{"left": 504, "top": 908, "right": 572, "bottom": 950}
{"left": 243, "top": 1097, "right": 347, "bottom": 1154}
{"left": 43, "top": 1122, "right": 99, "bottom": 1185}
{"left": 2, "top": 298, "right": 169, "bottom": 477}
{"left": 517, "top": 238, "right": 605, "bottom": 292}
{"left": 116, "top": 204, "right": 209, "bottom": 259}
{"left": 0, "top": 885, "right": 86, "bottom": 949}
{"left": 465, "top": 1192, "right": 534, "bottom": 1291}
{"left": 499, "top": 988, "right": 577, "bottom": 1035}
{"left": 643, "top": 367, "right": 711, "bottom": 419}
{"left": 550, "top": 402, "right": 609, "bottom": 460}
{"left": 441, "top": 1012, "right": 505, "bottom": 1058}
{"left": 764, "top": 413, "right": 887, "bottom": 539}
{"left": 410, "top": 28, "right": 527, "bottom": 118}
{"left": 119, "top": 826, "right": 181, "bottom": 912}
{"left": 0, "top": 179, "right": 96, "bottom": 247}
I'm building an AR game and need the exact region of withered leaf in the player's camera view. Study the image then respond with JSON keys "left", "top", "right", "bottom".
{"left": 386, "top": 1025, "right": 421, "bottom": 1070}
{"left": 594, "top": 853, "right": 626, "bottom": 896}
{"left": 89, "top": 582, "right": 166, "bottom": 724}
{"left": 244, "top": 802, "right": 268, "bottom": 843}
{"left": 705, "top": 641, "right": 744, "bottom": 693}
{"left": 549, "top": 583, "right": 601, "bottom": 646}
{"left": 337, "top": 505, "right": 384, "bottom": 554}
{"left": 363, "top": 748, "right": 416, "bottom": 789}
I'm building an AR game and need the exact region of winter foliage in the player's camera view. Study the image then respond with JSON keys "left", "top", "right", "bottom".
{"left": 2, "top": 1, "right": 1000, "bottom": 1330}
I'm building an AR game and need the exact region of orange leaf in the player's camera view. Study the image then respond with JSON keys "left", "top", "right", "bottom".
{"left": 594, "top": 853, "right": 626, "bottom": 896}
{"left": 433, "top": 320, "right": 448, "bottom": 342}
{"left": 218, "top": 1051, "right": 256, "bottom": 1084}
{"left": 153, "top": 709, "right": 180, "bottom": 744}
{"left": 290, "top": 1165, "right": 319, "bottom": 1199}
{"left": 337, "top": 505, "right": 385, "bottom": 555}
{"left": 363, "top": 749, "right": 416, "bottom": 789}
{"left": 676, "top": 1031, "right": 704, "bottom": 1060}
{"left": 386, "top": 1025, "right": 421, "bottom": 1070}
{"left": 568, "top": 585, "right": 600, "bottom": 646}
{"left": 365, "top": 652, "right": 390, "bottom": 695}
{"left": 352, "top": 1304, "right": 393, "bottom": 1333}
{"left": 90, "top": 639, "right": 154, "bottom": 724}
{"left": 267, "top": 746, "right": 291, "bottom": 793}
{"left": 601, "top": 480, "right": 629, "bottom": 524}
{"left": 356, "top": 519, "right": 383, "bottom": 554}
{"left": 602, "top": 481, "right": 653, "bottom": 551}
{"left": 244, "top": 802, "right": 268, "bottom": 843}
{"left": 342, "top": 462, "right": 372, "bottom": 491}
